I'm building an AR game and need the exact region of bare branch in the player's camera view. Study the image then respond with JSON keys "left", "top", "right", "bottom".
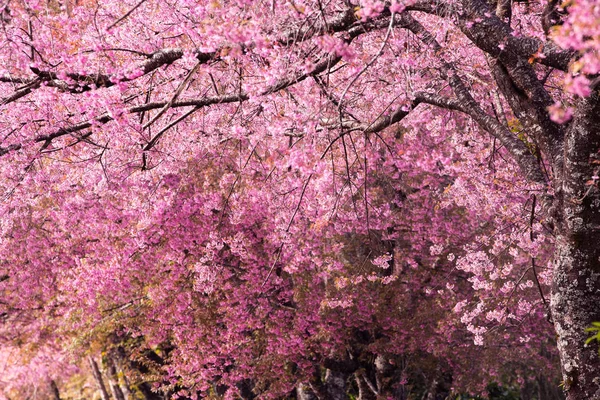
{"left": 0, "top": 76, "right": 30, "bottom": 84}
{"left": 1, "top": 85, "right": 37, "bottom": 106}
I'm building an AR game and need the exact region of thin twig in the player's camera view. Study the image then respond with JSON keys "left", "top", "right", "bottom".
{"left": 143, "top": 106, "right": 200, "bottom": 151}
{"left": 106, "top": 0, "right": 149, "bottom": 30}
{"left": 143, "top": 61, "right": 201, "bottom": 129}
{"left": 337, "top": 12, "right": 395, "bottom": 110}
{"left": 262, "top": 174, "right": 313, "bottom": 286}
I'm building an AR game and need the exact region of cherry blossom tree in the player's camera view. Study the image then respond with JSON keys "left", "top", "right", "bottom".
{"left": 0, "top": 0, "right": 598, "bottom": 398}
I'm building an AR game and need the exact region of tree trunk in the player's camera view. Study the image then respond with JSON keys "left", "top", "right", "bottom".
{"left": 323, "top": 369, "right": 348, "bottom": 400}
{"left": 355, "top": 371, "right": 377, "bottom": 400}
{"left": 296, "top": 383, "right": 318, "bottom": 400}
{"left": 119, "top": 370, "right": 134, "bottom": 400}
{"left": 536, "top": 374, "right": 564, "bottom": 400}
{"left": 551, "top": 90, "right": 600, "bottom": 400}
{"left": 88, "top": 356, "right": 111, "bottom": 400}
{"left": 49, "top": 380, "right": 61, "bottom": 400}
{"left": 551, "top": 234, "right": 600, "bottom": 399}
{"left": 107, "top": 356, "right": 126, "bottom": 400}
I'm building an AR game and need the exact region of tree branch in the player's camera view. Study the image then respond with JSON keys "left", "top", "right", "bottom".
{"left": 457, "top": 0, "right": 565, "bottom": 165}
{"left": 402, "top": 15, "right": 548, "bottom": 185}
{"left": 411, "top": 0, "right": 574, "bottom": 72}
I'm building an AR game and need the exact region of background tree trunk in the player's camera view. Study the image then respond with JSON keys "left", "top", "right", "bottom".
{"left": 355, "top": 371, "right": 377, "bottom": 400}
{"left": 323, "top": 369, "right": 348, "bottom": 400}
{"left": 296, "top": 383, "right": 318, "bottom": 400}
{"left": 88, "top": 356, "right": 111, "bottom": 400}
{"left": 107, "top": 356, "right": 126, "bottom": 400}
{"left": 49, "top": 380, "right": 61, "bottom": 400}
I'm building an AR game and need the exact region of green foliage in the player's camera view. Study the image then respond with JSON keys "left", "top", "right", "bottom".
{"left": 585, "top": 322, "right": 600, "bottom": 351}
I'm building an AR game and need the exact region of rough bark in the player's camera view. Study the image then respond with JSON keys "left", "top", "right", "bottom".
{"left": 551, "top": 236, "right": 600, "bottom": 399}
{"left": 551, "top": 92, "right": 600, "bottom": 399}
